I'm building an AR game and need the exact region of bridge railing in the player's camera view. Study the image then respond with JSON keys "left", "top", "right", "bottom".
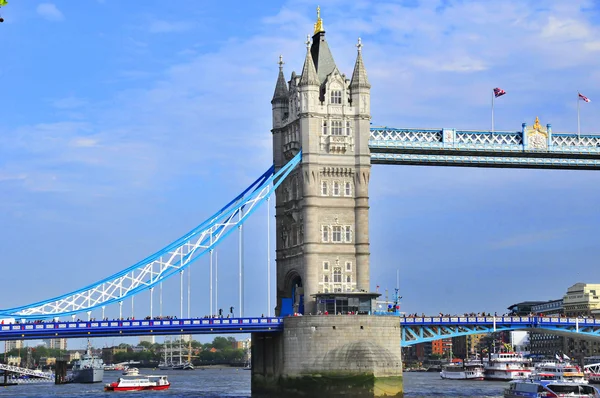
{"left": 399, "top": 316, "right": 600, "bottom": 326}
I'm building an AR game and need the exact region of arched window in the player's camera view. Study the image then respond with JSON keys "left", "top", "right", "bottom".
{"left": 324, "top": 275, "right": 329, "bottom": 283}
{"left": 331, "top": 90, "right": 342, "bottom": 104}
{"left": 346, "top": 275, "right": 351, "bottom": 283}
{"left": 322, "top": 120, "right": 328, "bottom": 135}
{"left": 333, "top": 181, "right": 340, "bottom": 196}
{"left": 334, "top": 268, "right": 342, "bottom": 283}
{"left": 344, "top": 182, "right": 352, "bottom": 196}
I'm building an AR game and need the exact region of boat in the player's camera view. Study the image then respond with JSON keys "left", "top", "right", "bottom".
{"left": 504, "top": 379, "right": 599, "bottom": 397}
{"left": 531, "top": 361, "right": 587, "bottom": 384}
{"left": 122, "top": 367, "right": 139, "bottom": 376}
{"left": 484, "top": 352, "right": 532, "bottom": 381}
{"left": 589, "top": 373, "right": 600, "bottom": 384}
{"left": 158, "top": 361, "right": 194, "bottom": 370}
{"left": 104, "top": 375, "right": 170, "bottom": 391}
{"left": 440, "top": 361, "right": 484, "bottom": 380}
{"left": 71, "top": 340, "right": 104, "bottom": 383}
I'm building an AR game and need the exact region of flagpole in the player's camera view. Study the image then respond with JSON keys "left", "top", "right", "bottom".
{"left": 491, "top": 89, "right": 495, "bottom": 133}
{"left": 577, "top": 91, "right": 581, "bottom": 144}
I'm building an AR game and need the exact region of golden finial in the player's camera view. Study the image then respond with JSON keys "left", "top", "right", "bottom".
{"left": 533, "top": 116, "right": 541, "bottom": 130}
{"left": 314, "top": 5, "right": 324, "bottom": 34}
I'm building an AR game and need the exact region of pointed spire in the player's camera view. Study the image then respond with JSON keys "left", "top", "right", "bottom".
{"left": 272, "top": 55, "right": 289, "bottom": 103}
{"left": 350, "top": 38, "right": 370, "bottom": 90}
{"left": 314, "top": 5, "right": 324, "bottom": 34}
{"left": 299, "top": 35, "right": 319, "bottom": 87}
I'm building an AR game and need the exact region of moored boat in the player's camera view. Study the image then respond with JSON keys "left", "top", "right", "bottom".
{"left": 440, "top": 362, "right": 484, "bottom": 380}
{"left": 531, "top": 361, "right": 587, "bottom": 384}
{"left": 484, "top": 352, "right": 532, "bottom": 381}
{"left": 71, "top": 340, "right": 104, "bottom": 383}
{"left": 104, "top": 375, "right": 170, "bottom": 391}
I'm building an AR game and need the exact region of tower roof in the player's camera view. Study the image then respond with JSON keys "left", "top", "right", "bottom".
{"left": 350, "top": 38, "right": 370, "bottom": 89}
{"left": 299, "top": 36, "right": 319, "bottom": 87}
{"left": 272, "top": 55, "right": 289, "bottom": 103}
{"left": 309, "top": 7, "right": 337, "bottom": 83}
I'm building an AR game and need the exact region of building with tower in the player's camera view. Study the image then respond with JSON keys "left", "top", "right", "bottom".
{"left": 252, "top": 9, "right": 403, "bottom": 397}
{"left": 272, "top": 6, "right": 374, "bottom": 316}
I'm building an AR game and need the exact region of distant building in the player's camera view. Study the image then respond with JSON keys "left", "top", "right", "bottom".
{"left": 432, "top": 338, "right": 453, "bottom": 358}
{"left": 507, "top": 301, "right": 546, "bottom": 315}
{"left": 4, "top": 340, "right": 24, "bottom": 352}
{"left": 43, "top": 338, "right": 67, "bottom": 350}
{"left": 529, "top": 299, "right": 565, "bottom": 358}
{"left": 453, "top": 334, "right": 485, "bottom": 359}
{"left": 139, "top": 336, "right": 155, "bottom": 345}
{"left": 232, "top": 338, "right": 251, "bottom": 350}
{"left": 563, "top": 283, "right": 600, "bottom": 316}
{"left": 6, "top": 355, "right": 21, "bottom": 366}
{"left": 562, "top": 283, "right": 600, "bottom": 359}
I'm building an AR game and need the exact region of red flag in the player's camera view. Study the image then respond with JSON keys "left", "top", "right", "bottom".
{"left": 579, "top": 93, "right": 591, "bottom": 103}
{"left": 493, "top": 87, "right": 506, "bottom": 98}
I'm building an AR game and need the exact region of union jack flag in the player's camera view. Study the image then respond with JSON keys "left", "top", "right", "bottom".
{"left": 579, "top": 92, "right": 591, "bottom": 103}
{"left": 493, "top": 87, "right": 506, "bottom": 98}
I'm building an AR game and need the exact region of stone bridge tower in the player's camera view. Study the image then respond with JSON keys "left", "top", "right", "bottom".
{"left": 271, "top": 9, "right": 372, "bottom": 315}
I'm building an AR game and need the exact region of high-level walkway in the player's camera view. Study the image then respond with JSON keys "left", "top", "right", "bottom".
{"left": 370, "top": 125, "right": 600, "bottom": 169}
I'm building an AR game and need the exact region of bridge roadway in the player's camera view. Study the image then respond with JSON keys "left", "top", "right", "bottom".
{"left": 2, "top": 316, "right": 600, "bottom": 345}
{"left": 0, "top": 317, "right": 283, "bottom": 341}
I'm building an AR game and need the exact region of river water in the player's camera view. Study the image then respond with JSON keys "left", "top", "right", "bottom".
{"left": 0, "top": 369, "right": 508, "bottom": 397}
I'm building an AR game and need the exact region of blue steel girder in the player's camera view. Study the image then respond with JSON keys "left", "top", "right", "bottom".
{"left": 400, "top": 316, "right": 600, "bottom": 346}
{"left": 0, "top": 152, "right": 302, "bottom": 320}
{"left": 370, "top": 127, "right": 600, "bottom": 170}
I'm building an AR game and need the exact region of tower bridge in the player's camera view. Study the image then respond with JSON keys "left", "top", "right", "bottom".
{"left": 1, "top": 7, "right": 599, "bottom": 398}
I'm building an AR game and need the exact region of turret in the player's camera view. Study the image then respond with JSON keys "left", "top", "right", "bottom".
{"left": 298, "top": 35, "right": 320, "bottom": 115}
{"left": 349, "top": 38, "right": 371, "bottom": 115}
{"left": 271, "top": 55, "right": 289, "bottom": 129}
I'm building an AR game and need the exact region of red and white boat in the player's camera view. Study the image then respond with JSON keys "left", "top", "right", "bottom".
{"left": 104, "top": 375, "right": 170, "bottom": 391}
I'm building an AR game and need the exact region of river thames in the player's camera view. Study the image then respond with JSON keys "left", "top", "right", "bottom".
{"left": 0, "top": 368, "right": 510, "bottom": 397}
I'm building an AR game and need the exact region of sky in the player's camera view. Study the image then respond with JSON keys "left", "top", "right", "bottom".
{"left": 1, "top": 0, "right": 600, "bottom": 349}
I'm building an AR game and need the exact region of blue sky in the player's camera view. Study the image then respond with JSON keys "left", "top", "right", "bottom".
{"left": 1, "top": 0, "right": 600, "bottom": 348}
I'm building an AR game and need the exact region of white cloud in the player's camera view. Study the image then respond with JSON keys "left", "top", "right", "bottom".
{"left": 36, "top": 3, "right": 64, "bottom": 22}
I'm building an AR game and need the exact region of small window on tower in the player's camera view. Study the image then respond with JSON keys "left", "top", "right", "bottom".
{"left": 345, "top": 226, "right": 352, "bottom": 242}
{"left": 331, "top": 90, "right": 342, "bottom": 104}
{"left": 333, "top": 181, "right": 340, "bottom": 196}
{"left": 331, "top": 120, "right": 343, "bottom": 136}
{"left": 332, "top": 226, "right": 342, "bottom": 242}
{"left": 322, "top": 226, "right": 329, "bottom": 242}
{"left": 344, "top": 182, "right": 352, "bottom": 196}
{"left": 346, "top": 121, "right": 352, "bottom": 136}
{"left": 322, "top": 120, "right": 328, "bottom": 135}
{"left": 321, "top": 181, "right": 328, "bottom": 196}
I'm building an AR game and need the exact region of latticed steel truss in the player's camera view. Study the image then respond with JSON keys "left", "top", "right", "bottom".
{"left": 370, "top": 127, "right": 600, "bottom": 169}
{"left": 401, "top": 316, "right": 600, "bottom": 346}
{"left": 0, "top": 152, "right": 302, "bottom": 320}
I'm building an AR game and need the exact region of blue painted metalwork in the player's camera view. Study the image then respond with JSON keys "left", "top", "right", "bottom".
{"left": 0, "top": 151, "right": 302, "bottom": 319}
{"left": 370, "top": 126, "right": 600, "bottom": 169}
{"left": 0, "top": 317, "right": 284, "bottom": 341}
{"left": 400, "top": 316, "right": 600, "bottom": 346}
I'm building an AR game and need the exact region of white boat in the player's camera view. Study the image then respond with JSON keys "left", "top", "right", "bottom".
{"left": 122, "top": 367, "right": 139, "bottom": 376}
{"left": 440, "top": 362, "right": 484, "bottom": 380}
{"left": 104, "top": 375, "right": 170, "bottom": 392}
{"left": 531, "top": 361, "right": 587, "bottom": 384}
{"left": 484, "top": 352, "right": 532, "bottom": 381}
{"left": 504, "top": 379, "right": 598, "bottom": 398}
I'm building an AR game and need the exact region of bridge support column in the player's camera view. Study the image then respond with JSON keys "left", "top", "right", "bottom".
{"left": 252, "top": 316, "right": 403, "bottom": 397}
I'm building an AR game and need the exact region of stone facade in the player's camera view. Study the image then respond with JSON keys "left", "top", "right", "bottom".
{"left": 252, "top": 316, "right": 403, "bottom": 397}
{"left": 271, "top": 21, "right": 372, "bottom": 316}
